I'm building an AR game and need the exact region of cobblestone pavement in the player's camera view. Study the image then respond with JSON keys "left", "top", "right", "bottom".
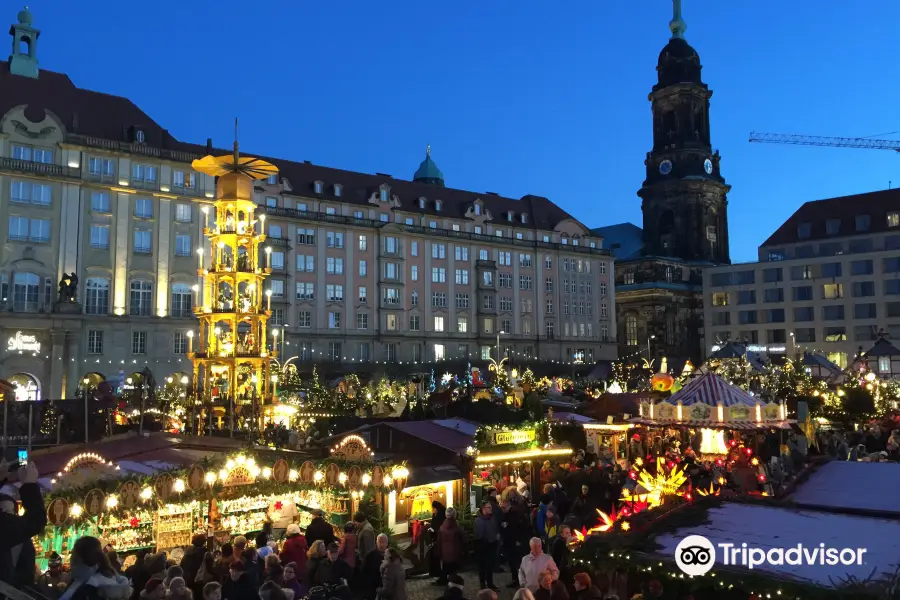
{"left": 406, "top": 567, "right": 518, "bottom": 600}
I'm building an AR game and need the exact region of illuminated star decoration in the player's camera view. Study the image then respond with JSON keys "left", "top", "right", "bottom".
{"left": 587, "top": 508, "right": 618, "bottom": 534}
{"left": 694, "top": 482, "right": 720, "bottom": 497}
{"left": 441, "top": 372, "right": 454, "bottom": 385}
{"left": 620, "top": 457, "right": 688, "bottom": 510}
{"left": 801, "top": 413, "right": 819, "bottom": 450}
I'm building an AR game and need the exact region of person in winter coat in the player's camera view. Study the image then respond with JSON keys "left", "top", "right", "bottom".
{"left": 534, "top": 570, "right": 568, "bottom": 600}
{"left": 144, "top": 553, "right": 169, "bottom": 585}
{"left": 281, "top": 563, "right": 302, "bottom": 599}
{"left": 354, "top": 513, "right": 376, "bottom": 560}
{"left": 362, "top": 534, "right": 389, "bottom": 600}
{"left": 124, "top": 551, "right": 150, "bottom": 600}
{"left": 337, "top": 522, "right": 358, "bottom": 570}
{"left": 240, "top": 548, "right": 260, "bottom": 589}
{"left": 549, "top": 525, "right": 573, "bottom": 580}
{"left": 191, "top": 553, "right": 216, "bottom": 600}
{"left": 180, "top": 535, "right": 207, "bottom": 592}
{"left": 325, "top": 542, "right": 352, "bottom": 585}
{"left": 305, "top": 540, "right": 329, "bottom": 588}
{"left": 140, "top": 580, "right": 167, "bottom": 600}
{"left": 428, "top": 501, "right": 447, "bottom": 578}
{"left": 500, "top": 499, "right": 530, "bottom": 589}
{"left": 0, "top": 461, "right": 46, "bottom": 588}
{"left": 279, "top": 524, "right": 308, "bottom": 580}
{"left": 166, "top": 577, "right": 193, "bottom": 600}
{"left": 263, "top": 555, "right": 282, "bottom": 585}
{"left": 201, "top": 582, "right": 221, "bottom": 600}
{"left": 305, "top": 509, "right": 336, "bottom": 547}
{"left": 222, "top": 562, "right": 254, "bottom": 600}
{"left": 473, "top": 502, "right": 500, "bottom": 591}
{"left": 518, "top": 538, "right": 559, "bottom": 592}
{"left": 164, "top": 566, "right": 184, "bottom": 589}
{"left": 215, "top": 545, "right": 235, "bottom": 582}
{"left": 37, "top": 552, "right": 71, "bottom": 592}
{"left": 433, "top": 507, "right": 466, "bottom": 585}
{"left": 58, "top": 536, "right": 133, "bottom": 600}
{"left": 569, "top": 486, "right": 596, "bottom": 530}
{"left": 571, "top": 573, "right": 603, "bottom": 600}
{"left": 376, "top": 548, "right": 406, "bottom": 600}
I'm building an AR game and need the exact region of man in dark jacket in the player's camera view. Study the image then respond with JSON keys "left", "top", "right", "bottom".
{"left": 305, "top": 509, "right": 336, "bottom": 546}
{"left": 180, "top": 534, "right": 207, "bottom": 591}
{"left": 500, "top": 499, "right": 530, "bottom": 589}
{"left": 223, "top": 561, "right": 255, "bottom": 600}
{"left": 324, "top": 542, "right": 352, "bottom": 585}
{"left": 0, "top": 461, "right": 47, "bottom": 588}
{"left": 473, "top": 502, "right": 499, "bottom": 591}
{"left": 362, "top": 533, "right": 388, "bottom": 600}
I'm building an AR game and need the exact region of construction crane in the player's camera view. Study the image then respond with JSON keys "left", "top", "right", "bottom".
{"left": 749, "top": 132, "right": 900, "bottom": 152}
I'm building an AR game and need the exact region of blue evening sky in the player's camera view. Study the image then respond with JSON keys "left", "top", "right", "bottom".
{"left": 27, "top": 1, "right": 900, "bottom": 263}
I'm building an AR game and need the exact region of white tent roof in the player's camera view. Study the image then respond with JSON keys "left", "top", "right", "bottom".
{"left": 789, "top": 461, "right": 900, "bottom": 516}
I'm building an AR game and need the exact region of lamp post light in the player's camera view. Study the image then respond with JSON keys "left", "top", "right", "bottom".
{"left": 647, "top": 334, "right": 656, "bottom": 360}
{"left": 272, "top": 328, "right": 279, "bottom": 356}
{"left": 496, "top": 330, "right": 506, "bottom": 364}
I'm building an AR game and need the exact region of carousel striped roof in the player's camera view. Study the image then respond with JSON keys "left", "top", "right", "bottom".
{"left": 667, "top": 372, "right": 758, "bottom": 407}
{"left": 628, "top": 418, "right": 793, "bottom": 430}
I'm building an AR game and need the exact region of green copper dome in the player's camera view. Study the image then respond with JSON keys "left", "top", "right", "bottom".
{"left": 413, "top": 146, "right": 444, "bottom": 187}
{"left": 17, "top": 6, "right": 33, "bottom": 25}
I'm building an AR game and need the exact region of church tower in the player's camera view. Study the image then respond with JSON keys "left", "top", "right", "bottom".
{"left": 637, "top": 0, "right": 730, "bottom": 264}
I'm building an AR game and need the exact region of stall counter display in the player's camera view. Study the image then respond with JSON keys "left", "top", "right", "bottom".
{"left": 98, "top": 509, "right": 156, "bottom": 553}
{"left": 34, "top": 522, "right": 99, "bottom": 572}
{"left": 216, "top": 495, "right": 270, "bottom": 536}
{"left": 156, "top": 501, "right": 205, "bottom": 553}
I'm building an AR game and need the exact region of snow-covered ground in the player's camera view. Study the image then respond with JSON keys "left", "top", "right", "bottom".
{"left": 655, "top": 503, "right": 900, "bottom": 586}
{"left": 789, "top": 461, "right": 900, "bottom": 515}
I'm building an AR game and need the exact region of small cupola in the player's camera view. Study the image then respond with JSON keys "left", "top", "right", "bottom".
{"left": 9, "top": 6, "right": 39, "bottom": 79}
{"left": 413, "top": 145, "right": 444, "bottom": 187}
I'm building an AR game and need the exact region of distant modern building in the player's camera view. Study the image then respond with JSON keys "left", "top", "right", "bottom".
{"left": 703, "top": 188, "right": 900, "bottom": 371}
{"left": 0, "top": 8, "right": 617, "bottom": 400}
{"left": 592, "top": 1, "right": 730, "bottom": 364}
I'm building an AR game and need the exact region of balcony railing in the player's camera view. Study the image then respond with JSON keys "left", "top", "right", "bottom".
{"left": 0, "top": 157, "right": 81, "bottom": 179}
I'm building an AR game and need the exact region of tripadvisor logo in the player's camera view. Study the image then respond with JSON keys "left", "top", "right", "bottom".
{"left": 674, "top": 535, "right": 868, "bottom": 576}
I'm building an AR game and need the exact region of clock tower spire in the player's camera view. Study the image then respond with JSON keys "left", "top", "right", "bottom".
{"left": 637, "top": 0, "right": 731, "bottom": 264}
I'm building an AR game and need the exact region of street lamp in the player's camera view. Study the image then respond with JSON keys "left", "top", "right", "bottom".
{"left": 272, "top": 328, "right": 279, "bottom": 356}
{"left": 647, "top": 334, "right": 656, "bottom": 359}
{"left": 496, "top": 330, "right": 506, "bottom": 364}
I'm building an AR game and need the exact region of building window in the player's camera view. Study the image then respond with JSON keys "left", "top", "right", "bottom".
{"left": 297, "top": 228, "right": 315, "bottom": 245}
{"left": 132, "top": 331, "right": 147, "bottom": 355}
{"left": 270, "top": 308, "right": 284, "bottom": 326}
{"left": 173, "top": 332, "right": 188, "bottom": 355}
{"left": 87, "top": 330, "right": 103, "bottom": 355}
{"left": 89, "top": 157, "right": 114, "bottom": 177}
{"left": 134, "top": 230, "right": 152, "bottom": 254}
{"left": 135, "top": 197, "right": 153, "bottom": 218}
{"left": 433, "top": 316, "right": 445, "bottom": 332}
{"left": 175, "top": 234, "right": 192, "bottom": 257}
{"left": 410, "top": 315, "right": 420, "bottom": 331}
{"left": 326, "top": 257, "right": 344, "bottom": 274}
{"left": 269, "top": 197, "right": 280, "bottom": 208}
{"left": 297, "top": 255, "right": 314, "bottom": 272}
{"left": 91, "top": 191, "right": 111, "bottom": 212}
{"left": 456, "top": 293, "right": 469, "bottom": 308}
{"left": 822, "top": 283, "right": 843, "bottom": 299}
{"left": 170, "top": 283, "right": 192, "bottom": 317}
{"left": 625, "top": 314, "right": 638, "bottom": 346}
{"left": 129, "top": 280, "right": 153, "bottom": 316}
{"left": 359, "top": 235, "right": 368, "bottom": 251}
{"left": 9, "top": 216, "right": 50, "bottom": 242}
{"left": 411, "top": 291, "right": 418, "bottom": 306}
{"left": 298, "top": 310, "right": 312, "bottom": 327}
{"left": 328, "top": 312, "right": 341, "bottom": 329}
{"left": 455, "top": 269, "right": 469, "bottom": 285}
{"left": 326, "top": 232, "right": 344, "bottom": 248}
{"left": 385, "top": 237, "right": 398, "bottom": 254}
{"left": 267, "top": 174, "right": 278, "bottom": 185}
{"left": 624, "top": 273, "right": 635, "bottom": 285}
{"left": 432, "top": 267, "right": 447, "bottom": 283}
{"left": 856, "top": 214, "right": 871, "bottom": 232}
{"left": 326, "top": 284, "right": 344, "bottom": 301}
{"left": 545, "top": 321, "right": 554, "bottom": 338}
{"left": 175, "top": 203, "right": 192, "bottom": 222}
{"left": 132, "top": 164, "right": 158, "bottom": 183}
{"left": 329, "top": 342, "right": 342, "bottom": 361}
{"left": 173, "top": 170, "right": 195, "bottom": 189}
{"left": 10, "top": 180, "right": 51, "bottom": 205}
{"left": 411, "top": 265, "right": 418, "bottom": 281}
{"left": 12, "top": 272, "right": 40, "bottom": 312}
{"left": 826, "top": 219, "right": 841, "bottom": 235}
{"left": 357, "top": 313, "right": 368, "bottom": 330}
{"left": 85, "top": 278, "right": 110, "bottom": 315}
{"left": 797, "top": 222, "right": 811, "bottom": 239}
{"left": 89, "top": 225, "right": 109, "bottom": 249}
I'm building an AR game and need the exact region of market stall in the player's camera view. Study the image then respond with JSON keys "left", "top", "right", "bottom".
{"left": 471, "top": 421, "right": 573, "bottom": 501}
{"left": 35, "top": 444, "right": 410, "bottom": 567}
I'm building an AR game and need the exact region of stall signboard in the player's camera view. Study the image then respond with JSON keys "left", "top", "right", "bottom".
{"left": 325, "top": 463, "right": 340, "bottom": 486}
{"left": 372, "top": 465, "right": 384, "bottom": 488}
{"left": 119, "top": 481, "right": 140, "bottom": 509}
{"left": 729, "top": 405, "right": 751, "bottom": 421}
{"left": 84, "top": 489, "right": 106, "bottom": 517}
{"left": 7, "top": 331, "right": 40, "bottom": 353}
{"left": 273, "top": 459, "right": 290, "bottom": 483}
{"left": 154, "top": 474, "right": 174, "bottom": 502}
{"left": 688, "top": 404, "right": 712, "bottom": 420}
{"left": 223, "top": 466, "right": 254, "bottom": 487}
{"left": 299, "top": 461, "right": 316, "bottom": 484}
{"left": 491, "top": 429, "right": 535, "bottom": 445}
{"left": 187, "top": 465, "right": 206, "bottom": 491}
{"left": 47, "top": 498, "right": 69, "bottom": 526}
{"left": 763, "top": 403, "right": 781, "bottom": 420}
{"left": 331, "top": 434, "right": 373, "bottom": 462}
{"left": 347, "top": 466, "right": 362, "bottom": 490}
{"left": 656, "top": 404, "right": 676, "bottom": 420}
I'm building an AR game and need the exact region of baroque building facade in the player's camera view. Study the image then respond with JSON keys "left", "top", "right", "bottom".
{"left": 0, "top": 9, "right": 616, "bottom": 400}
{"left": 594, "top": 1, "right": 730, "bottom": 365}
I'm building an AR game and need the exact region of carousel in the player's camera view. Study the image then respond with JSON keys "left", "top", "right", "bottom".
{"left": 629, "top": 372, "right": 794, "bottom": 459}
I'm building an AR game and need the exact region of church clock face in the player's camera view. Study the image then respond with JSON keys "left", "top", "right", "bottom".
{"left": 704, "top": 158, "right": 713, "bottom": 174}
{"left": 658, "top": 160, "right": 673, "bottom": 175}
